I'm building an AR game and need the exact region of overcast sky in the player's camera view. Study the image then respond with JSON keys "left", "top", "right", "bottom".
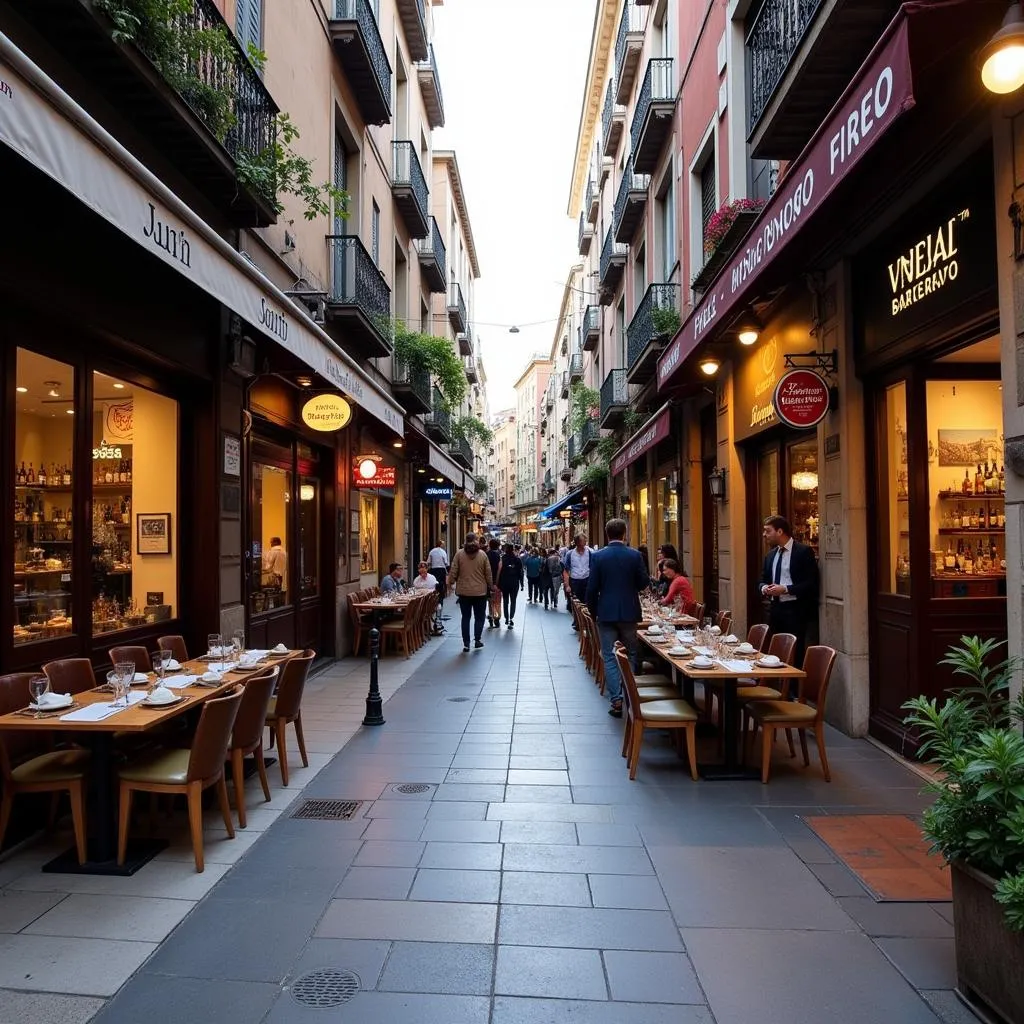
{"left": 431, "top": 0, "right": 594, "bottom": 413}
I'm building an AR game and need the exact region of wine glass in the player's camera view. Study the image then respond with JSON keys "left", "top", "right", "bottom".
{"left": 154, "top": 650, "right": 172, "bottom": 691}
{"left": 114, "top": 659, "right": 135, "bottom": 706}
{"left": 233, "top": 628, "right": 246, "bottom": 659}
{"left": 207, "top": 633, "right": 223, "bottom": 660}
{"left": 29, "top": 675, "right": 49, "bottom": 717}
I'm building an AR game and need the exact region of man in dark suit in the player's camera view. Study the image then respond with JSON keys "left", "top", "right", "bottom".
{"left": 760, "top": 515, "right": 819, "bottom": 666}
{"left": 587, "top": 518, "right": 651, "bottom": 717}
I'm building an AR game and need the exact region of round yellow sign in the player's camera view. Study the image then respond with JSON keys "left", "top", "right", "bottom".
{"left": 301, "top": 394, "right": 352, "bottom": 432}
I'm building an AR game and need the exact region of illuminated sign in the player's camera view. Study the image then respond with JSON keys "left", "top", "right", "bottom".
{"left": 353, "top": 465, "right": 396, "bottom": 488}
{"left": 302, "top": 394, "right": 352, "bottom": 432}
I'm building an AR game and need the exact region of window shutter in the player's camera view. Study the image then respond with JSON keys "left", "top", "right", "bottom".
{"left": 236, "top": 0, "right": 262, "bottom": 52}
{"left": 700, "top": 158, "right": 716, "bottom": 237}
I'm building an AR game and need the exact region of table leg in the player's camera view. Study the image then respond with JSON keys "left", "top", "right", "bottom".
{"left": 698, "top": 679, "right": 760, "bottom": 781}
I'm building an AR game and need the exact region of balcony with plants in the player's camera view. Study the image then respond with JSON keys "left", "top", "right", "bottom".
{"left": 326, "top": 235, "right": 393, "bottom": 357}
{"left": 613, "top": 157, "right": 650, "bottom": 243}
{"left": 416, "top": 44, "right": 445, "bottom": 129}
{"left": 614, "top": 0, "right": 646, "bottom": 104}
{"left": 692, "top": 199, "right": 765, "bottom": 293}
{"left": 598, "top": 225, "right": 628, "bottom": 305}
{"left": 578, "top": 212, "right": 594, "bottom": 256}
{"left": 601, "top": 78, "right": 626, "bottom": 159}
{"left": 393, "top": 322, "right": 466, "bottom": 423}
{"left": 631, "top": 58, "right": 674, "bottom": 174}
{"left": 627, "top": 283, "right": 680, "bottom": 385}
{"left": 330, "top": 0, "right": 392, "bottom": 126}
{"left": 600, "top": 368, "right": 629, "bottom": 429}
{"left": 391, "top": 359, "right": 431, "bottom": 415}
{"left": 424, "top": 386, "right": 452, "bottom": 443}
{"left": 450, "top": 415, "right": 490, "bottom": 471}
{"left": 448, "top": 282, "right": 468, "bottom": 334}
{"left": 580, "top": 305, "right": 601, "bottom": 352}
{"left": 416, "top": 217, "right": 447, "bottom": 293}
{"left": 395, "top": 0, "right": 429, "bottom": 61}
{"left": 392, "top": 141, "right": 429, "bottom": 238}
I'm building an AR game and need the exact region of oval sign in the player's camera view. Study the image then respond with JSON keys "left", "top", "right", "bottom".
{"left": 772, "top": 369, "right": 830, "bottom": 429}
{"left": 301, "top": 394, "right": 352, "bottom": 432}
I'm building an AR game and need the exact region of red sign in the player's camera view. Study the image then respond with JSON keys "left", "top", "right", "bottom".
{"left": 657, "top": 15, "right": 915, "bottom": 391}
{"left": 610, "top": 405, "right": 671, "bottom": 477}
{"left": 353, "top": 465, "right": 396, "bottom": 488}
{"left": 772, "top": 369, "right": 830, "bottom": 429}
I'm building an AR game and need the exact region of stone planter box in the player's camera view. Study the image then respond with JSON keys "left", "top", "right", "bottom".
{"left": 951, "top": 860, "right": 1024, "bottom": 1024}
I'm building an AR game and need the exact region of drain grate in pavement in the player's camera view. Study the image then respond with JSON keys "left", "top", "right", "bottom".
{"left": 447, "top": 696, "right": 472, "bottom": 702}
{"left": 291, "top": 799, "right": 363, "bottom": 821}
{"left": 393, "top": 783, "right": 432, "bottom": 794}
{"left": 290, "top": 969, "right": 360, "bottom": 1007}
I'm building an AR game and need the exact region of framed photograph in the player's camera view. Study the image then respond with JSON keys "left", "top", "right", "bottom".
{"left": 137, "top": 512, "right": 172, "bottom": 555}
{"left": 937, "top": 428, "right": 998, "bottom": 467}
{"left": 223, "top": 433, "right": 241, "bottom": 477}
{"left": 349, "top": 533, "right": 361, "bottom": 559}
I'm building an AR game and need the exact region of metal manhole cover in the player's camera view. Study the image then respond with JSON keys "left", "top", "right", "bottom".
{"left": 291, "top": 969, "right": 360, "bottom": 1007}
{"left": 447, "top": 696, "right": 472, "bottom": 702}
{"left": 291, "top": 799, "right": 363, "bottom": 821}
{"left": 393, "top": 783, "right": 432, "bottom": 794}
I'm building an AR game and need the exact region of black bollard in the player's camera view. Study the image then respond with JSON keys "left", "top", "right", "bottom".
{"left": 363, "top": 625, "right": 385, "bottom": 726}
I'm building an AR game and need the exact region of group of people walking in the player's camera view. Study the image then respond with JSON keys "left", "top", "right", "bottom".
{"left": 522, "top": 547, "right": 566, "bottom": 609}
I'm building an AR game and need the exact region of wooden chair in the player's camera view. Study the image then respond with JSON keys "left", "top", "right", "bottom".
{"left": 614, "top": 644, "right": 698, "bottom": 781}
{"left": 715, "top": 609, "right": 732, "bottom": 631}
{"left": 693, "top": 602, "right": 706, "bottom": 624}
{"left": 265, "top": 650, "right": 314, "bottom": 785}
{"left": 0, "top": 673, "right": 89, "bottom": 864}
{"left": 117, "top": 686, "right": 242, "bottom": 872}
{"left": 42, "top": 658, "right": 96, "bottom": 695}
{"left": 747, "top": 623, "right": 770, "bottom": 653}
{"left": 718, "top": 616, "right": 732, "bottom": 638}
{"left": 109, "top": 646, "right": 152, "bottom": 673}
{"left": 746, "top": 646, "right": 838, "bottom": 783}
{"left": 381, "top": 612, "right": 415, "bottom": 658}
{"left": 227, "top": 666, "right": 278, "bottom": 828}
{"left": 157, "top": 635, "right": 189, "bottom": 663}
{"left": 347, "top": 594, "right": 370, "bottom": 656}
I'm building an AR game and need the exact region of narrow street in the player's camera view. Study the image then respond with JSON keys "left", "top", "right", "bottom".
{"left": 84, "top": 602, "right": 965, "bottom": 1024}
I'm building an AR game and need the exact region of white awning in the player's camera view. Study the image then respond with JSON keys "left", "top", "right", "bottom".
{"left": 0, "top": 33, "right": 405, "bottom": 435}
{"left": 428, "top": 445, "right": 466, "bottom": 489}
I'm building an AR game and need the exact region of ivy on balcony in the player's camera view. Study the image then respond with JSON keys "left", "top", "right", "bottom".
{"left": 393, "top": 321, "right": 467, "bottom": 409}
{"left": 451, "top": 416, "right": 493, "bottom": 446}
{"left": 569, "top": 381, "right": 600, "bottom": 435}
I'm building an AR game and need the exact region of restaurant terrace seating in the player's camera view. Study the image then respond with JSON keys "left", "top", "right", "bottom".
{"left": 227, "top": 666, "right": 278, "bottom": 828}
{"left": 109, "top": 646, "right": 153, "bottom": 673}
{"left": 157, "top": 635, "right": 189, "bottom": 663}
{"left": 265, "top": 649, "right": 314, "bottom": 785}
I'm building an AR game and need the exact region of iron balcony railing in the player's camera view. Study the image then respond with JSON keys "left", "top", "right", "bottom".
{"left": 578, "top": 212, "right": 593, "bottom": 254}
{"left": 627, "top": 283, "right": 680, "bottom": 371}
{"left": 580, "top": 305, "right": 600, "bottom": 351}
{"left": 568, "top": 433, "right": 578, "bottom": 463}
{"left": 392, "top": 359, "right": 430, "bottom": 408}
{"left": 560, "top": 370, "right": 570, "bottom": 398}
{"left": 614, "top": 0, "right": 645, "bottom": 89}
{"left": 613, "top": 158, "right": 650, "bottom": 237}
{"left": 601, "top": 79, "right": 624, "bottom": 154}
{"left": 545, "top": 380, "right": 555, "bottom": 411}
{"left": 580, "top": 418, "right": 599, "bottom": 454}
{"left": 450, "top": 436, "right": 473, "bottom": 469}
{"left": 424, "top": 387, "right": 451, "bottom": 439}
{"left": 569, "top": 351, "right": 583, "bottom": 382}
{"left": 416, "top": 43, "right": 445, "bottom": 126}
{"left": 586, "top": 176, "right": 599, "bottom": 222}
{"left": 416, "top": 216, "right": 447, "bottom": 282}
{"left": 560, "top": 464, "right": 572, "bottom": 481}
{"left": 448, "top": 281, "right": 467, "bottom": 332}
{"left": 599, "top": 226, "right": 628, "bottom": 284}
{"left": 392, "top": 141, "right": 429, "bottom": 228}
{"left": 600, "top": 368, "right": 629, "bottom": 420}
{"left": 630, "top": 58, "right": 674, "bottom": 154}
{"left": 335, "top": 0, "right": 392, "bottom": 113}
{"left": 327, "top": 234, "right": 392, "bottom": 327}
{"left": 544, "top": 469, "right": 554, "bottom": 492}
{"left": 747, "top": 0, "right": 824, "bottom": 132}
{"left": 396, "top": 0, "right": 429, "bottom": 61}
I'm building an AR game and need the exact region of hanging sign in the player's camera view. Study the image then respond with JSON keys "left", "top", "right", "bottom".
{"left": 353, "top": 465, "right": 396, "bottom": 488}
{"left": 422, "top": 485, "right": 453, "bottom": 500}
{"left": 302, "top": 394, "right": 352, "bottom": 432}
{"left": 772, "top": 369, "right": 831, "bottom": 429}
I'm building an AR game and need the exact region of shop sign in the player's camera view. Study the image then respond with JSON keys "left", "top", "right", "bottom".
{"left": 301, "top": 394, "right": 352, "bottom": 432}
{"left": 657, "top": 17, "right": 914, "bottom": 390}
{"left": 610, "top": 405, "right": 672, "bottom": 477}
{"left": 353, "top": 465, "right": 396, "bottom": 488}
{"left": 772, "top": 369, "right": 831, "bottom": 429}
{"left": 734, "top": 333, "right": 786, "bottom": 443}
{"left": 422, "top": 485, "right": 453, "bottom": 500}
{"left": 103, "top": 401, "right": 133, "bottom": 442}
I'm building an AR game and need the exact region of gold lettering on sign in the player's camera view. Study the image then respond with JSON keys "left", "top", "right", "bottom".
{"left": 888, "top": 211, "right": 968, "bottom": 317}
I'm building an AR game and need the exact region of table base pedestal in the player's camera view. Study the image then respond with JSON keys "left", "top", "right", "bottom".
{"left": 42, "top": 838, "right": 167, "bottom": 876}
{"left": 697, "top": 763, "right": 762, "bottom": 782}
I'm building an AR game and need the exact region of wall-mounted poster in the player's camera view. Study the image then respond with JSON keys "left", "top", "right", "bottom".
{"left": 360, "top": 492, "right": 377, "bottom": 574}
{"left": 137, "top": 512, "right": 171, "bottom": 555}
{"left": 937, "top": 428, "right": 998, "bottom": 466}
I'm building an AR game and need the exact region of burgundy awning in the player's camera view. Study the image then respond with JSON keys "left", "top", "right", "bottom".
{"left": 610, "top": 405, "right": 671, "bottom": 477}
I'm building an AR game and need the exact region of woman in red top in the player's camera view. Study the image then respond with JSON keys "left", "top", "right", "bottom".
{"left": 659, "top": 559, "right": 694, "bottom": 607}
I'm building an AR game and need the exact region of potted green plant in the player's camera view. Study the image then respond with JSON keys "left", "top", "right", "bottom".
{"left": 651, "top": 304, "right": 681, "bottom": 339}
{"left": 902, "top": 636, "right": 1024, "bottom": 1024}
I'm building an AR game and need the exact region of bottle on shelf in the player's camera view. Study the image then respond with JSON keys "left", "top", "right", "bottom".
{"left": 17, "top": 462, "right": 26, "bottom": 485}
{"left": 970, "top": 507, "right": 979, "bottom": 530}
{"left": 999, "top": 464, "right": 1005, "bottom": 494}
{"left": 975, "top": 463, "right": 984, "bottom": 495}
{"left": 125, "top": 458, "right": 132, "bottom": 483}
{"left": 27, "top": 462, "right": 35, "bottom": 484}
{"left": 998, "top": 506, "right": 1006, "bottom": 529}
{"left": 964, "top": 543, "right": 974, "bottom": 575}
{"left": 963, "top": 469, "right": 972, "bottom": 495}
{"left": 38, "top": 463, "right": 47, "bottom": 487}
{"left": 104, "top": 463, "right": 114, "bottom": 484}
{"left": 63, "top": 464, "right": 71, "bottom": 487}
{"left": 944, "top": 543, "right": 955, "bottom": 570}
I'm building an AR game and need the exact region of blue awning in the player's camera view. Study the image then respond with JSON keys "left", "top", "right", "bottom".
{"left": 541, "top": 487, "right": 585, "bottom": 520}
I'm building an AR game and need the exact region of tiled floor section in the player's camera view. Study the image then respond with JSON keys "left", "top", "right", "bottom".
{"left": 2, "top": 601, "right": 977, "bottom": 1023}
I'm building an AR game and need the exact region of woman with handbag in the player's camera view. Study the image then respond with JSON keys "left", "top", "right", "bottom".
{"left": 448, "top": 533, "right": 494, "bottom": 652}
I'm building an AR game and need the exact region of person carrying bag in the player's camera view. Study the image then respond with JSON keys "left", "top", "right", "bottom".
{"left": 447, "top": 533, "right": 493, "bottom": 652}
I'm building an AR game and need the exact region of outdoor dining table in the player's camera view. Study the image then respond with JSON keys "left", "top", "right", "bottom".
{"left": 0, "top": 649, "right": 300, "bottom": 875}
{"left": 637, "top": 632, "right": 805, "bottom": 781}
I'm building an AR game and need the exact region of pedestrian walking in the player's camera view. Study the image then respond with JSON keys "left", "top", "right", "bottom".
{"left": 524, "top": 547, "right": 543, "bottom": 602}
{"left": 760, "top": 514, "right": 819, "bottom": 666}
{"left": 562, "top": 534, "right": 593, "bottom": 628}
{"left": 543, "top": 547, "right": 563, "bottom": 609}
{"left": 498, "top": 543, "right": 524, "bottom": 627}
{"left": 486, "top": 538, "right": 502, "bottom": 629}
{"left": 586, "top": 518, "right": 649, "bottom": 717}
{"left": 427, "top": 539, "right": 449, "bottom": 604}
{"left": 447, "top": 533, "right": 493, "bottom": 652}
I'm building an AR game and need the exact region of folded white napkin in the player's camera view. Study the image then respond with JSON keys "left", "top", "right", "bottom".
{"left": 709, "top": 626, "right": 722, "bottom": 635}
{"left": 146, "top": 687, "right": 177, "bottom": 705}
{"left": 717, "top": 659, "right": 755, "bottom": 673}
{"left": 35, "top": 691, "right": 72, "bottom": 708}
{"left": 161, "top": 674, "right": 197, "bottom": 689}
{"left": 133, "top": 672, "right": 149, "bottom": 683}
{"left": 246, "top": 650, "right": 270, "bottom": 659}
{"left": 164, "top": 659, "right": 182, "bottom": 671}
{"left": 722, "top": 634, "right": 739, "bottom": 644}
{"left": 272, "top": 644, "right": 289, "bottom": 654}
{"left": 58, "top": 693, "right": 145, "bottom": 722}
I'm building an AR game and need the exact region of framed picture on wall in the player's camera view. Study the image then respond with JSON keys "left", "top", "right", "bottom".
{"left": 350, "top": 533, "right": 360, "bottom": 559}
{"left": 350, "top": 509, "right": 360, "bottom": 533}
{"left": 137, "top": 512, "right": 172, "bottom": 555}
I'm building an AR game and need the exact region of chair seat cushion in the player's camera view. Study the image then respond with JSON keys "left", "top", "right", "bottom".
{"left": 634, "top": 673, "right": 671, "bottom": 686}
{"left": 737, "top": 686, "right": 783, "bottom": 701}
{"left": 749, "top": 700, "right": 817, "bottom": 724}
{"left": 639, "top": 699, "right": 699, "bottom": 723}
{"left": 119, "top": 748, "right": 190, "bottom": 785}
{"left": 11, "top": 749, "right": 89, "bottom": 784}
{"left": 637, "top": 686, "right": 679, "bottom": 702}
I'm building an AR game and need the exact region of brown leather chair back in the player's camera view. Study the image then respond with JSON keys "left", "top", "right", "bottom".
{"left": 799, "top": 646, "right": 838, "bottom": 709}
{"left": 157, "top": 635, "right": 189, "bottom": 663}
{"left": 719, "top": 616, "right": 732, "bottom": 638}
{"left": 693, "top": 603, "right": 706, "bottom": 623}
{"left": 42, "top": 658, "right": 96, "bottom": 695}
{"left": 766, "top": 632, "right": 797, "bottom": 666}
{"left": 273, "top": 650, "right": 315, "bottom": 721}
{"left": 613, "top": 642, "right": 642, "bottom": 712}
{"left": 346, "top": 594, "right": 363, "bottom": 629}
{"left": 231, "top": 667, "right": 279, "bottom": 754}
{"left": 747, "top": 623, "right": 769, "bottom": 653}
{"left": 0, "top": 673, "right": 51, "bottom": 776}
{"left": 109, "top": 646, "right": 152, "bottom": 672}
{"left": 187, "top": 686, "right": 244, "bottom": 783}
{"left": 715, "top": 609, "right": 732, "bottom": 630}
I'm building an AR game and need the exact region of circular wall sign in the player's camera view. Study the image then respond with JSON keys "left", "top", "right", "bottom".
{"left": 301, "top": 394, "right": 352, "bottom": 432}
{"left": 772, "top": 369, "right": 831, "bottom": 429}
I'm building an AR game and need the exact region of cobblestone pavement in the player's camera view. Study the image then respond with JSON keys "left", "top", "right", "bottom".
{"left": 26, "top": 600, "right": 982, "bottom": 1023}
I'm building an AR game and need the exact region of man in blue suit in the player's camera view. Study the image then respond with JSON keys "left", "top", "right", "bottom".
{"left": 586, "top": 518, "right": 651, "bottom": 717}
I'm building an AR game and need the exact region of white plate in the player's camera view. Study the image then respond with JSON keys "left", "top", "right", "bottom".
{"left": 142, "top": 694, "right": 185, "bottom": 707}
{"left": 756, "top": 659, "right": 782, "bottom": 668}
{"left": 691, "top": 660, "right": 715, "bottom": 669}
{"left": 668, "top": 647, "right": 690, "bottom": 656}
{"left": 31, "top": 694, "right": 73, "bottom": 711}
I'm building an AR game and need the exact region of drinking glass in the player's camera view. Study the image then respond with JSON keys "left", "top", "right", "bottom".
{"left": 29, "top": 675, "right": 49, "bottom": 717}
{"left": 114, "top": 659, "right": 135, "bottom": 706}
{"left": 233, "top": 628, "right": 246, "bottom": 657}
{"left": 154, "top": 650, "right": 172, "bottom": 690}
{"left": 207, "top": 633, "right": 223, "bottom": 659}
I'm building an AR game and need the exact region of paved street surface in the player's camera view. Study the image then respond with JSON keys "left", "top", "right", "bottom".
{"left": 5, "top": 602, "right": 978, "bottom": 1023}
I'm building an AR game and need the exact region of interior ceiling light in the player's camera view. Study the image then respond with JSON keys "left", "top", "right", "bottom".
{"left": 791, "top": 471, "right": 819, "bottom": 491}
{"left": 112, "top": 382, "right": 125, "bottom": 390}
{"left": 16, "top": 386, "right": 27, "bottom": 393}
{"left": 982, "top": 3, "right": 1024, "bottom": 94}
{"left": 698, "top": 356, "right": 721, "bottom": 376}
{"left": 393, "top": 440, "right": 404, "bottom": 448}
{"left": 296, "top": 375, "right": 313, "bottom": 387}
{"left": 417, "top": 466, "right": 426, "bottom": 474}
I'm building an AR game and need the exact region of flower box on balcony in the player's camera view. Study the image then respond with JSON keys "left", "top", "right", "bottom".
{"left": 691, "top": 201, "right": 764, "bottom": 293}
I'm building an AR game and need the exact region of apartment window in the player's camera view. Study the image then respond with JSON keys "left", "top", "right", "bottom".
{"left": 371, "top": 200, "right": 380, "bottom": 266}
{"left": 616, "top": 298, "right": 626, "bottom": 365}
{"left": 235, "top": 0, "right": 262, "bottom": 53}
{"left": 656, "top": 175, "right": 676, "bottom": 281}
{"left": 700, "top": 156, "right": 717, "bottom": 245}
{"left": 633, "top": 244, "right": 646, "bottom": 310}
{"left": 333, "top": 134, "right": 348, "bottom": 232}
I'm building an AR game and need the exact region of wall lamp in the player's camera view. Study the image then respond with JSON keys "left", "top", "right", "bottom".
{"left": 621, "top": 498, "right": 633, "bottom": 514}
{"left": 698, "top": 356, "right": 721, "bottom": 376}
{"left": 737, "top": 312, "right": 761, "bottom": 346}
{"left": 982, "top": 3, "right": 1024, "bottom": 94}
{"left": 707, "top": 467, "right": 727, "bottom": 501}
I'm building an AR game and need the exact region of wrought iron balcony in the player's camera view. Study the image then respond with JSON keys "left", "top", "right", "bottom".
{"left": 600, "top": 368, "right": 629, "bottom": 428}
{"left": 395, "top": 0, "right": 429, "bottom": 61}
{"left": 545, "top": 381, "right": 555, "bottom": 411}
{"left": 560, "top": 464, "right": 573, "bottom": 482}
{"left": 627, "top": 283, "right": 680, "bottom": 385}
{"left": 614, "top": 0, "right": 646, "bottom": 104}
{"left": 448, "top": 282, "right": 467, "bottom": 333}
{"left": 613, "top": 159, "right": 650, "bottom": 243}
{"left": 560, "top": 371, "right": 570, "bottom": 399}
{"left": 598, "top": 226, "right": 627, "bottom": 305}
{"left": 392, "top": 141, "right": 429, "bottom": 238}
{"left": 568, "top": 433, "right": 578, "bottom": 464}
{"left": 450, "top": 436, "right": 474, "bottom": 469}
{"left": 580, "top": 418, "right": 600, "bottom": 456}
{"left": 392, "top": 359, "right": 431, "bottom": 414}
{"left": 331, "top": 0, "right": 392, "bottom": 126}
{"left": 464, "top": 356, "right": 479, "bottom": 384}
{"left": 540, "top": 408, "right": 549, "bottom": 432}
{"left": 416, "top": 44, "right": 445, "bottom": 128}
{"left": 424, "top": 387, "right": 451, "bottom": 442}
{"left": 631, "top": 59, "right": 675, "bottom": 174}
{"left": 416, "top": 217, "right": 447, "bottom": 293}
{"left": 544, "top": 469, "right": 554, "bottom": 493}
{"left": 578, "top": 212, "right": 594, "bottom": 256}
{"left": 586, "top": 177, "right": 599, "bottom": 225}
{"left": 325, "top": 235, "right": 393, "bottom": 358}
{"left": 457, "top": 329, "right": 473, "bottom": 356}
{"left": 569, "top": 351, "right": 584, "bottom": 384}
{"left": 601, "top": 79, "right": 626, "bottom": 159}
{"left": 581, "top": 305, "right": 600, "bottom": 353}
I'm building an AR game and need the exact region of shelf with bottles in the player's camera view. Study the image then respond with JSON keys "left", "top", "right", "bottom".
{"left": 937, "top": 491, "right": 1004, "bottom": 501}
{"left": 937, "top": 528, "right": 1006, "bottom": 535}
{"left": 942, "top": 461, "right": 1006, "bottom": 499}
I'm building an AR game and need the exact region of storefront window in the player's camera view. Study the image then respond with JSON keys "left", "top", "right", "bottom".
{"left": 251, "top": 460, "right": 292, "bottom": 614}
{"left": 788, "top": 439, "right": 819, "bottom": 556}
{"left": 927, "top": 379, "right": 1004, "bottom": 597}
{"left": 880, "top": 381, "right": 910, "bottom": 595}
{"left": 655, "top": 475, "right": 678, "bottom": 554}
{"left": 13, "top": 350, "right": 76, "bottom": 646}
{"left": 91, "top": 371, "right": 178, "bottom": 636}
{"left": 298, "top": 476, "right": 319, "bottom": 597}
